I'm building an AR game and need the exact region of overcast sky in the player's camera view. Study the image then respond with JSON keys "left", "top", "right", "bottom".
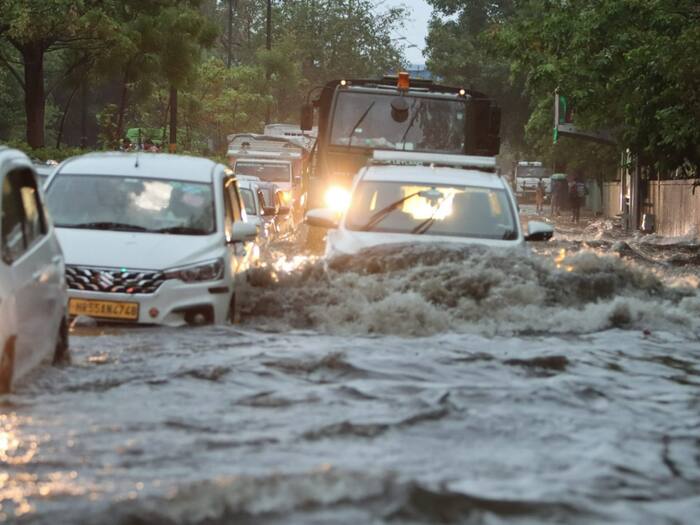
{"left": 382, "top": 0, "right": 433, "bottom": 65}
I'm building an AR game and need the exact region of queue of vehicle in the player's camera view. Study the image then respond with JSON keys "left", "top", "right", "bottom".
{"left": 0, "top": 72, "right": 557, "bottom": 393}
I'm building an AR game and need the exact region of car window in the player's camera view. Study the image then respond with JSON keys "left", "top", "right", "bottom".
{"left": 46, "top": 174, "right": 215, "bottom": 235}
{"left": 225, "top": 178, "right": 243, "bottom": 222}
{"left": 235, "top": 162, "right": 290, "bottom": 183}
{"left": 345, "top": 181, "right": 517, "bottom": 239}
{"left": 1, "top": 168, "right": 47, "bottom": 263}
{"left": 240, "top": 188, "right": 257, "bottom": 215}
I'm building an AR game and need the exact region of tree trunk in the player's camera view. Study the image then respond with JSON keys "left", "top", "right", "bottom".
{"left": 22, "top": 43, "right": 45, "bottom": 149}
{"left": 115, "top": 71, "right": 130, "bottom": 146}
{"left": 55, "top": 82, "right": 80, "bottom": 149}
{"left": 169, "top": 85, "right": 177, "bottom": 153}
{"left": 80, "top": 80, "right": 88, "bottom": 149}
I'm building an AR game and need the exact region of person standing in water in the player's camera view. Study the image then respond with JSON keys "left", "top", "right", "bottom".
{"left": 535, "top": 179, "right": 545, "bottom": 214}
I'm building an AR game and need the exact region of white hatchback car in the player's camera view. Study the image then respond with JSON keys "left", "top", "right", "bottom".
{"left": 45, "top": 153, "right": 258, "bottom": 326}
{"left": 306, "top": 151, "right": 554, "bottom": 258}
{"left": 0, "top": 147, "right": 68, "bottom": 393}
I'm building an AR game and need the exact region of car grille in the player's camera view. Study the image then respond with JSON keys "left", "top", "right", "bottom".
{"left": 65, "top": 266, "right": 165, "bottom": 295}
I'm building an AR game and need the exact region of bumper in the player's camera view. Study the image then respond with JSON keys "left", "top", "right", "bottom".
{"left": 68, "top": 278, "right": 233, "bottom": 326}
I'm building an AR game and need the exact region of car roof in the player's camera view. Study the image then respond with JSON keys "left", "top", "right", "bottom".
{"left": 56, "top": 152, "right": 220, "bottom": 182}
{"left": 0, "top": 146, "right": 34, "bottom": 176}
{"left": 361, "top": 164, "right": 506, "bottom": 190}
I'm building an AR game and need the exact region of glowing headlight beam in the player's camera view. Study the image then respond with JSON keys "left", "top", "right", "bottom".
{"left": 324, "top": 186, "right": 351, "bottom": 213}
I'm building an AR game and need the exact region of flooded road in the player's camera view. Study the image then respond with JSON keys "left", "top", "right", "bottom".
{"left": 3, "top": 209, "right": 700, "bottom": 524}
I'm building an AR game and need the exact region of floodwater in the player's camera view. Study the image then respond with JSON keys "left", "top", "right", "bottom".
{"left": 2, "top": 207, "right": 700, "bottom": 524}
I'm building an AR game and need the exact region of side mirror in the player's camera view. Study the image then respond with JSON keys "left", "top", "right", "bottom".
{"left": 261, "top": 206, "right": 277, "bottom": 217}
{"left": 277, "top": 206, "right": 290, "bottom": 216}
{"left": 305, "top": 208, "right": 339, "bottom": 229}
{"left": 525, "top": 221, "right": 554, "bottom": 242}
{"left": 231, "top": 222, "right": 258, "bottom": 243}
{"left": 300, "top": 104, "right": 314, "bottom": 131}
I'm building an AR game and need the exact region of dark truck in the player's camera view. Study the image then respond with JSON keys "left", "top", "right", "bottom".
{"left": 300, "top": 73, "right": 501, "bottom": 216}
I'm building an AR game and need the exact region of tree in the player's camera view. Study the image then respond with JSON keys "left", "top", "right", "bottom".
{"left": 495, "top": 0, "right": 700, "bottom": 172}
{"left": 0, "top": 0, "right": 115, "bottom": 148}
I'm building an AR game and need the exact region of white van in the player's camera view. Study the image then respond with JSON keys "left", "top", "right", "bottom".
{"left": 45, "top": 153, "right": 258, "bottom": 326}
{"left": 0, "top": 147, "right": 68, "bottom": 393}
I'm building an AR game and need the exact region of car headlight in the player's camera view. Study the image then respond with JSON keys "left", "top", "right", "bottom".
{"left": 324, "top": 186, "right": 351, "bottom": 213}
{"left": 164, "top": 258, "right": 225, "bottom": 283}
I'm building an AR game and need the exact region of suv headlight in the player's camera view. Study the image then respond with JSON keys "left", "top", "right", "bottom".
{"left": 164, "top": 258, "right": 225, "bottom": 283}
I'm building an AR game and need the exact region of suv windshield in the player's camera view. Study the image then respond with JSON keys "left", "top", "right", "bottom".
{"left": 330, "top": 91, "right": 466, "bottom": 153}
{"left": 346, "top": 181, "right": 517, "bottom": 239}
{"left": 46, "top": 174, "right": 215, "bottom": 235}
{"left": 235, "top": 162, "right": 290, "bottom": 183}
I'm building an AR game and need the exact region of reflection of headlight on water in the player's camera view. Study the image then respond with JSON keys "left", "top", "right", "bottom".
{"left": 324, "top": 186, "right": 351, "bottom": 213}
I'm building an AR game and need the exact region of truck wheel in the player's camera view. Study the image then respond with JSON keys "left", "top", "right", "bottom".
{"left": 52, "top": 317, "right": 70, "bottom": 365}
{"left": 0, "top": 336, "right": 16, "bottom": 394}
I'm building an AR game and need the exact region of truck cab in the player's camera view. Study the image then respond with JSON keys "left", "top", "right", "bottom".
{"left": 300, "top": 74, "right": 501, "bottom": 216}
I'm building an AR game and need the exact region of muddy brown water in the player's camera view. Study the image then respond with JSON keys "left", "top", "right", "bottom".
{"left": 2, "top": 215, "right": 700, "bottom": 524}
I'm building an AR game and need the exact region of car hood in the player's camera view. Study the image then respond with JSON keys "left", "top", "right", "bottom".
{"left": 326, "top": 228, "right": 523, "bottom": 257}
{"left": 56, "top": 228, "right": 223, "bottom": 270}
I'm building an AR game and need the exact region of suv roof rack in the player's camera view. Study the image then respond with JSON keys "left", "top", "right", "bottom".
{"left": 370, "top": 150, "right": 496, "bottom": 171}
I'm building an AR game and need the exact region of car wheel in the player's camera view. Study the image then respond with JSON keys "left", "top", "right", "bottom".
{"left": 0, "top": 336, "right": 16, "bottom": 394}
{"left": 228, "top": 293, "right": 240, "bottom": 324}
{"left": 52, "top": 317, "right": 70, "bottom": 365}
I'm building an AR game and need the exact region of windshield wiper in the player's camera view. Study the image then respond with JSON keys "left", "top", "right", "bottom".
{"left": 59, "top": 221, "right": 149, "bottom": 232}
{"left": 347, "top": 101, "right": 375, "bottom": 148}
{"left": 153, "top": 226, "right": 210, "bottom": 235}
{"left": 360, "top": 191, "right": 423, "bottom": 231}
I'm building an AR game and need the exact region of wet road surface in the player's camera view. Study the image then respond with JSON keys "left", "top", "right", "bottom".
{"left": 2, "top": 209, "right": 700, "bottom": 524}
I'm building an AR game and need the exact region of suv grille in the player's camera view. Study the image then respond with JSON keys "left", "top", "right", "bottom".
{"left": 66, "top": 266, "right": 165, "bottom": 295}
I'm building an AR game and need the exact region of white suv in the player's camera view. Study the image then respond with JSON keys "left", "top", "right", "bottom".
{"left": 0, "top": 147, "right": 68, "bottom": 393}
{"left": 45, "top": 153, "right": 258, "bottom": 326}
{"left": 306, "top": 151, "right": 554, "bottom": 258}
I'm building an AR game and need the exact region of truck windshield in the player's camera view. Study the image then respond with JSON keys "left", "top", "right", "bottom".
{"left": 235, "top": 162, "right": 290, "bottom": 183}
{"left": 516, "top": 166, "right": 548, "bottom": 179}
{"left": 330, "top": 91, "right": 466, "bottom": 154}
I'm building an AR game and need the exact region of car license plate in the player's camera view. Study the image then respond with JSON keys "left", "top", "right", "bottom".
{"left": 68, "top": 299, "right": 139, "bottom": 321}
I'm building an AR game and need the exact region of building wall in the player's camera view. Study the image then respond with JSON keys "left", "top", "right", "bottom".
{"left": 602, "top": 181, "right": 622, "bottom": 218}
{"left": 648, "top": 179, "right": 700, "bottom": 237}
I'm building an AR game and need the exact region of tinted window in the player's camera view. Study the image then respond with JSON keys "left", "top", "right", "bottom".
{"left": 330, "top": 91, "right": 466, "bottom": 153}
{"left": 240, "top": 189, "right": 256, "bottom": 215}
{"left": 235, "top": 162, "right": 291, "bottom": 183}
{"left": 1, "top": 169, "right": 47, "bottom": 263}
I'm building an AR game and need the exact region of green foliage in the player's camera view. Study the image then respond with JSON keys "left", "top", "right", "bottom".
{"left": 495, "top": 0, "right": 700, "bottom": 172}
{"left": 1, "top": 0, "right": 408, "bottom": 155}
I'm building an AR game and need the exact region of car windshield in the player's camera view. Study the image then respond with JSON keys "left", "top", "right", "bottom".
{"left": 46, "top": 174, "right": 215, "bottom": 235}
{"left": 240, "top": 188, "right": 257, "bottom": 215}
{"left": 235, "top": 162, "right": 290, "bottom": 183}
{"left": 345, "top": 180, "right": 517, "bottom": 239}
{"left": 516, "top": 166, "right": 549, "bottom": 179}
{"left": 329, "top": 91, "right": 466, "bottom": 153}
